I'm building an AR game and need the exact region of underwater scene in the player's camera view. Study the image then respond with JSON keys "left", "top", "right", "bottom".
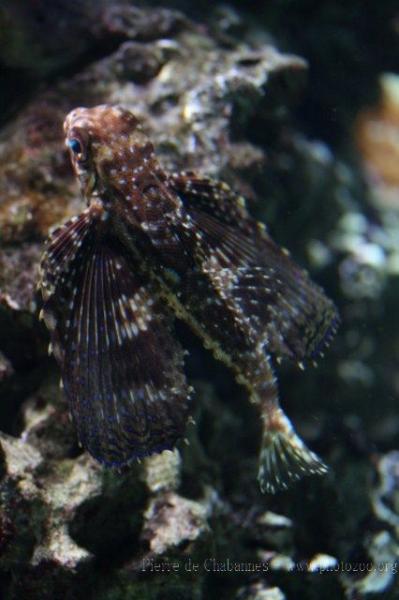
{"left": 0, "top": 1, "right": 398, "bottom": 598}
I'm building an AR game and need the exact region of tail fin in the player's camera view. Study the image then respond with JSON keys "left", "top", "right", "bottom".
{"left": 257, "top": 408, "right": 327, "bottom": 494}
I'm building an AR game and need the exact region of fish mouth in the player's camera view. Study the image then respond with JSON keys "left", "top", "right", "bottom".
{"left": 79, "top": 171, "right": 98, "bottom": 204}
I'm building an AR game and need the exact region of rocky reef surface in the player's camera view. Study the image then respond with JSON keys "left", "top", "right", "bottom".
{"left": 0, "top": 1, "right": 399, "bottom": 599}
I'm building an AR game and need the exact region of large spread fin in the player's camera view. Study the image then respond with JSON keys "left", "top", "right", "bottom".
{"left": 40, "top": 210, "right": 190, "bottom": 465}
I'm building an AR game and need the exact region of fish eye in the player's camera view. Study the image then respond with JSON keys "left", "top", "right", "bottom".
{"left": 68, "top": 138, "right": 83, "bottom": 155}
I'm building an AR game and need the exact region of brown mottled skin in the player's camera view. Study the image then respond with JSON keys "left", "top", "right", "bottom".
{"left": 40, "top": 105, "right": 338, "bottom": 493}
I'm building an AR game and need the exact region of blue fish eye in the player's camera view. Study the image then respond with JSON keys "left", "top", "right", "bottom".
{"left": 68, "top": 138, "right": 82, "bottom": 154}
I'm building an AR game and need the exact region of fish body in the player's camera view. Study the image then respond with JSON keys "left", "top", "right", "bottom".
{"left": 40, "top": 105, "right": 338, "bottom": 493}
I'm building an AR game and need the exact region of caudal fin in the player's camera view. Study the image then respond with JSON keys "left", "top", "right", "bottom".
{"left": 257, "top": 408, "right": 327, "bottom": 494}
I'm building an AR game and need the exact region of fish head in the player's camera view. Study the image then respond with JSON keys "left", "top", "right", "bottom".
{"left": 64, "top": 104, "right": 155, "bottom": 206}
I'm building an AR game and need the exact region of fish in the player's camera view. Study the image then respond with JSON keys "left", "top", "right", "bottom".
{"left": 39, "top": 104, "right": 339, "bottom": 493}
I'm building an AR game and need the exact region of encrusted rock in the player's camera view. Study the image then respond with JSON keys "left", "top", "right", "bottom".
{"left": 143, "top": 449, "right": 182, "bottom": 493}
{"left": 237, "top": 582, "right": 286, "bottom": 600}
{"left": 143, "top": 490, "right": 213, "bottom": 555}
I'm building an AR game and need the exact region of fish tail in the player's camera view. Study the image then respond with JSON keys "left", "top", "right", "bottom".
{"left": 257, "top": 405, "right": 327, "bottom": 494}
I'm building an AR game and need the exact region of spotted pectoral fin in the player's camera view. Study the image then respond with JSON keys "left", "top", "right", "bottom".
{"left": 237, "top": 234, "right": 339, "bottom": 363}
{"left": 40, "top": 207, "right": 98, "bottom": 303}
{"left": 42, "top": 238, "right": 190, "bottom": 466}
{"left": 208, "top": 262, "right": 338, "bottom": 363}
{"left": 170, "top": 173, "right": 252, "bottom": 232}
{"left": 182, "top": 206, "right": 338, "bottom": 362}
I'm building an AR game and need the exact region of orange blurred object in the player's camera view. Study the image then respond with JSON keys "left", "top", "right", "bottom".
{"left": 355, "top": 74, "right": 399, "bottom": 202}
